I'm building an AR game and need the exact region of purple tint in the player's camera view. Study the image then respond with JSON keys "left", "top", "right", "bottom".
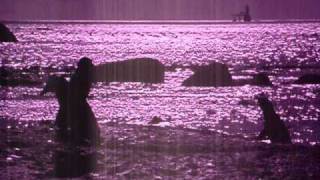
{"left": 1, "top": 21, "right": 320, "bottom": 179}
{"left": 1, "top": 23, "right": 320, "bottom": 146}
{"left": 1, "top": 0, "right": 320, "bottom": 20}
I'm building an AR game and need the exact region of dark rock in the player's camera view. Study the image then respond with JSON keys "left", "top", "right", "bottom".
{"left": 251, "top": 73, "right": 272, "bottom": 86}
{"left": 149, "top": 116, "right": 162, "bottom": 124}
{"left": 93, "top": 58, "right": 165, "bottom": 83}
{"left": 294, "top": 74, "right": 320, "bottom": 84}
{"left": 232, "top": 73, "right": 272, "bottom": 87}
{"left": 182, "top": 62, "right": 232, "bottom": 87}
{"left": 183, "top": 64, "right": 272, "bottom": 87}
{"left": 310, "top": 33, "right": 319, "bottom": 39}
{"left": 0, "top": 67, "right": 40, "bottom": 86}
{"left": 0, "top": 23, "right": 17, "bottom": 42}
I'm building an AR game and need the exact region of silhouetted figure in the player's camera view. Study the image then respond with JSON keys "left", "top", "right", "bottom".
{"left": 69, "top": 57, "right": 100, "bottom": 146}
{"left": 41, "top": 76, "right": 70, "bottom": 142}
{"left": 256, "top": 95, "right": 291, "bottom": 144}
{"left": 0, "top": 23, "right": 17, "bottom": 42}
{"left": 70, "top": 57, "right": 94, "bottom": 100}
{"left": 41, "top": 57, "right": 100, "bottom": 146}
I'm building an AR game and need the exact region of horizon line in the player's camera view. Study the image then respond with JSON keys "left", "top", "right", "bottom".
{"left": 2, "top": 19, "right": 320, "bottom": 25}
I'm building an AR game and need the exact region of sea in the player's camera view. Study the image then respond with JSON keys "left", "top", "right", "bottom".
{"left": 1, "top": 20, "right": 320, "bottom": 179}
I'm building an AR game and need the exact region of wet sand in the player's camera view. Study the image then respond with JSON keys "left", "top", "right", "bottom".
{"left": 1, "top": 119, "right": 319, "bottom": 179}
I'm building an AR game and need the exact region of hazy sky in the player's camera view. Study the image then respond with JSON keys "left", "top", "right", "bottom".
{"left": 1, "top": 0, "right": 320, "bottom": 21}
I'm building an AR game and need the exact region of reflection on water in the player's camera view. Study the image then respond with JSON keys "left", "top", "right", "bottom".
{"left": 1, "top": 22, "right": 320, "bottom": 179}
{"left": 1, "top": 73, "right": 320, "bottom": 145}
{"left": 1, "top": 23, "right": 320, "bottom": 69}
{"left": 1, "top": 23, "right": 320, "bottom": 146}
{"left": 54, "top": 147, "right": 97, "bottom": 178}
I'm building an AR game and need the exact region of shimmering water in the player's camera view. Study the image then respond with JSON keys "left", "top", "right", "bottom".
{"left": 1, "top": 22, "right": 320, "bottom": 146}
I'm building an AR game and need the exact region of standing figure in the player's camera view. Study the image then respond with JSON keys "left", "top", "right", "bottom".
{"left": 69, "top": 57, "right": 100, "bottom": 145}
{"left": 256, "top": 94, "right": 291, "bottom": 144}
{"left": 41, "top": 57, "right": 100, "bottom": 146}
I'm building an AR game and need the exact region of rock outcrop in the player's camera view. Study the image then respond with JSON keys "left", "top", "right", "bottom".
{"left": 251, "top": 73, "right": 273, "bottom": 86}
{"left": 0, "top": 66, "right": 40, "bottom": 86}
{"left": 182, "top": 62, "right": 233, "bottom": 87}
{"left": 182, "top": 62, "right": 272, "bottom": 87}
{"left": 93, "top": 58, "right": 165, "bottom": 83}
{"left": 0, "top": 23, "right": 17, "bottom": 42}
{"left": 294, "top": 74, "right": 320, "bottom": 84}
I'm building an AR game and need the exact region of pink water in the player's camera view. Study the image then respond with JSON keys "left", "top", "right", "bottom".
{"left": 1, "top": 22, "right": 320, "bottom": 145}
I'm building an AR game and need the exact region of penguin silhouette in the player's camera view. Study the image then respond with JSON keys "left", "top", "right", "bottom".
{"left": 256, "top": 94, "right": 291, "bottom": 144}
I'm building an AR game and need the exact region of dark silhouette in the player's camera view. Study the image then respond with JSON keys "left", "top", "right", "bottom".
{"left": 182, "top": 63, "right": 272, "bottom": 87}
{"left": 149, "top": 116, "right": 163, "bottom": 124}
{"left": 70, "top": 57, "right": 94, "bottom": 100}
{"left": 41, "top": 57, "right": 100, "bottom": 146}
{"left": 93, "top": 58, "right": 165, "bottom": 83}
{"left": 243, "top": 5, "right": 252, "bottom": 22}
{"left": 0, "top": 67, "right": 10, "bottom": 86}
{"left": 0, "top": 23, "right": 17, "bottom": 42}
{"left": 233, "top": 73, "right": 273, "bottom": 87}
{"left": 53, "top": 149, "right": 97, "bottom": 178}
{"left": 0, "top": 66, "right": 40, "bottom": 86}
{"left": 232, "top": 5, "right": 252, "bottom": 22}
{"left": 69, "top": 57, "right": 100, "bottom": 146}
{"left": 41, "top": 76, "right": 70, "bottom": 141}
{"left": 294, "top": 74, "right": 320, "bottom": 84}
{"left": 256, "top": 95, "right": 291, "bottom": 144}
{"left": 251, "top": 73, "right": 273, "bottom": 86}
{"left": 182, "top": 62, "right": 233, "bottom": 87}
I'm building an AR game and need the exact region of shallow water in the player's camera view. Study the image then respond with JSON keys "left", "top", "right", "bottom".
{"left": 1, "top": 22, "right": 320, "bottom": 146}
{"left": 1, "top": 120, "right": 319, "bottom": 179}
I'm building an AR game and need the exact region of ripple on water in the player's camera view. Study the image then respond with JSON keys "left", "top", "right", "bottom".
{"left": 1, "top": 23, "right": 320, "bottom": 145}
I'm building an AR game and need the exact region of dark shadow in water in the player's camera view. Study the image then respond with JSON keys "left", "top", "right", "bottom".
{"left": 54, "top": 148, "right": 97, "bottom": 178}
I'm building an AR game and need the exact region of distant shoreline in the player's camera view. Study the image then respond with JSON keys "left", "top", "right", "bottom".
{"left": 2, "top": 19, "right": 320, "bottom": 25}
